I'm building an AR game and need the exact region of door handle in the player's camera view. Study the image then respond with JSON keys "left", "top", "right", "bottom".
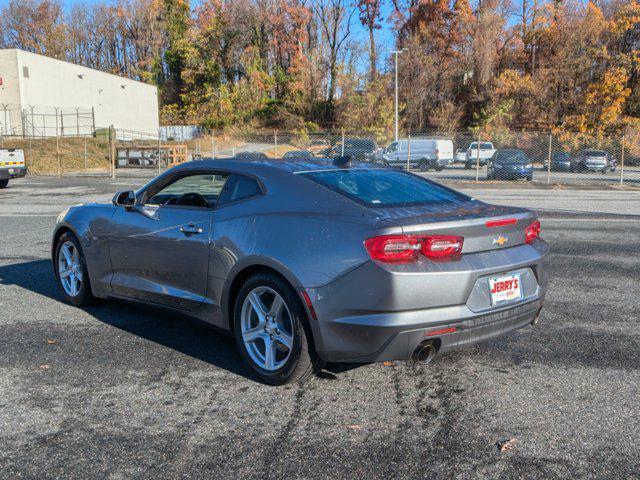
{"left": 180, "top": 224, "right": 203, "bottom": 235}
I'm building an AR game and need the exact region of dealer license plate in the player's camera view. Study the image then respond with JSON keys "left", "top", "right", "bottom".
{"left": 489, "top": 273, "right": 522, "bottom": 306}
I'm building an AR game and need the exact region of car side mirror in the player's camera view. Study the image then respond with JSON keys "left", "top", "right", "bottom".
{"left": 112, "top": 190, "right": 136, "bottom": 207}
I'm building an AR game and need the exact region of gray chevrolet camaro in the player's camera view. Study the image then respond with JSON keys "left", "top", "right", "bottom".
{"left": 52, "top": 158, "right": 549, "bottom": 385}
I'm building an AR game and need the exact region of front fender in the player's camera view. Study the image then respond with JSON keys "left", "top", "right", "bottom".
{"left": 51, "top": 204, "right": 117, "bottom": 298}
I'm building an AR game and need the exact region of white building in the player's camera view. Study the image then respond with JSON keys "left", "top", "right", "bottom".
{"left": 0, "top": 49, "right": 159, "bottom": 136}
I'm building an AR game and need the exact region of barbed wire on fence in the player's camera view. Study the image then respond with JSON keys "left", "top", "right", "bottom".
{"left": 0, "top": 104, "right": 95, "bottom": 138}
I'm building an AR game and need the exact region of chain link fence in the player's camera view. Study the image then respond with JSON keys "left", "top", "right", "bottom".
{"left": 204, "top": 129, "right": 639, "bottom": 187}
{"left": 2, "top": 127, "right": 638, "bottom": 187}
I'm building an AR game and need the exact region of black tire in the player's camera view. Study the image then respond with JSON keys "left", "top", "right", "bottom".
{"left": 464, "top": 163, "right": 471, "bottom": 170}
{"left": 54, "top": 232, "right": 94, "bottom": 306}
{"left": 233, "top": 272, "right": 323, "bottom": 385}
{"left": 0, "top": 179, "right": 8, "bottom": 189}
{"left": 418, "top": 160, "right": 428, "bottom": 172}
{"left": 434, "top": 165, "right": 445, "bottom": 171}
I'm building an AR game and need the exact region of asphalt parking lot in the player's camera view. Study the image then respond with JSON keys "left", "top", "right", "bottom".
{"left": 1, "top": 175, "right": 639, "bottom": 479}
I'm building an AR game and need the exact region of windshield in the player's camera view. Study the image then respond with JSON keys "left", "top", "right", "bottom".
{"left": 299, "top": 168, "right": 469, "bottom": 207}
{"left": 552, "top": 152, "right": 569, "bottom": 161}
{"left": 584, "top": 150, "right": 606, "bottom": 157}
{"left": 494, "top": 151, "right": 528, "bottom": 164}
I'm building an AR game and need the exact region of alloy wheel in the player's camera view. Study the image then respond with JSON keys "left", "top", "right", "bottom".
{"left": 240, "top": 286, "right": 294, "bottom": 371}
{"left": 58, "top": 240, "right": 83, "bottom": 297}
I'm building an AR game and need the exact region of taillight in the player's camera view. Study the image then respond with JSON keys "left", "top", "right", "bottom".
{"left": 422, "top": 236, "right": 464, "bottom": 258}
{"left": 525, "top": 219, "right": 541, "bottom": 244}
{"left": 365, "top": 235, "right": 464, "bottom": 263}
{"left": 364, "top": 235, "right": 421, "bottom": 263}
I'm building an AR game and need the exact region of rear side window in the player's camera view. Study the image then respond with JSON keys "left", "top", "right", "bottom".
{"left": 300, "top": 168, "right": 469, "bottom": 207}
{"left": 218, "top": 174, "right": 262, "bottom": 206}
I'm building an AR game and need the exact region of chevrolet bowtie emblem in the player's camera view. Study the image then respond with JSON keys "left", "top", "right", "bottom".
{"left": 493, "top": 235, "right": 509, "bottom": 247}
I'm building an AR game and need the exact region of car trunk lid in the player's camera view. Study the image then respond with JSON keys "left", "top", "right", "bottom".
{"left": 373, "top": 200, "right": 536, "bottom": 254}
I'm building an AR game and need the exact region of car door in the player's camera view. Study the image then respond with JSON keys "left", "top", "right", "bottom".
{"left": 107, "top": 170, "right": 230, "bottom": 311}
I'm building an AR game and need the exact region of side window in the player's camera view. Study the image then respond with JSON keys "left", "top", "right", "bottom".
{"left": 146, "top": 173, "right": 229, "bottom": 208}
{"left": 387, "top": 142, "right": 398, "bottom": 153}
{"left": 218, "top": 174, "right": 262, "bottom": 206}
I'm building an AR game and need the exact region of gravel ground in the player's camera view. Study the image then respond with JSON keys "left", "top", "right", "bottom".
{"left": 0, "top": 175, "right": 639, "bottom": 479}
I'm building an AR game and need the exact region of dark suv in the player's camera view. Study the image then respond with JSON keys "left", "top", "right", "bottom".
{"left": 327, "top": 138, "right": 378, "bottom": 161}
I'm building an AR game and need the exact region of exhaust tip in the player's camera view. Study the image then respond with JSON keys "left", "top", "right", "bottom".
{"left": 412, "top": 340, "right": 437, "bottom": 363}
{"left": 531, "top": 306, "right": 543, "bottom": 326}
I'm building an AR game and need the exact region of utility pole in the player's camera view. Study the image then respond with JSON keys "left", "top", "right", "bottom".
{"left": 392, "top": 50, "right": 405, "bottom": 142}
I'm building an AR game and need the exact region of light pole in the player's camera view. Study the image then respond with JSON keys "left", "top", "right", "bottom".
{"left": 392, "top": 49, "right": 406, "bottom": 142}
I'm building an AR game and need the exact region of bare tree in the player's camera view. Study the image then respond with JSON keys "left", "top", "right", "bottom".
{"left": 312, "top": 0, "right": 356, "bottom": 115}
{"left": 358, "top": 0, "right": 382, "bottom": 81}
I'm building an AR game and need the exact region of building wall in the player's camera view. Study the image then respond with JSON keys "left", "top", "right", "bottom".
{"left": 0, "top": 50, "right": 22, "bottom": 134}
{"left": 0, "top": 49, "right": 159, "bottom": 135}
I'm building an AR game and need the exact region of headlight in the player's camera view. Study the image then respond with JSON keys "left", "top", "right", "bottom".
{"left": 525, "top": 163, "right": 533, "bottom": 169}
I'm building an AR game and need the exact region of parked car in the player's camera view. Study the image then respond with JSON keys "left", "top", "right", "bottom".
{"left": 465, "top": 142, "right": 496, "bottom": 169}
{"left": 52, "top": 158, "right": 548, "bottom": 385}
{"left": 233, "top": 152, "right": 269, "bottom": 160}
{"left": 487, "top": 149, "right": 534, "bottom": 181}
{"left": 381, "top": 138, "right": 454, "bottom": 171}
{"left": 0, "top": 149, "right": 27, "bottom": 188}
{"left": 549, "top": 152, "right": 572, "bottom": 171}
{"left": 283, "top": 150, "right": 314, "bottom": 160}
{"left": 572, "top": 149, "right": 615, "bottom": 173}
{"left": 327, "top": 138, "right": 377, "bottom": 161}
{"left": 307, "top": 139, "right": 331, "bottom": 157}
{"left": 455, "top": 148, "right": 467, "bottom": 163}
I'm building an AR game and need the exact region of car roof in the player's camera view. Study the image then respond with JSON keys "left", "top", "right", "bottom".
{"left": 171, "top": 157, "right": 378, "bottom": 175}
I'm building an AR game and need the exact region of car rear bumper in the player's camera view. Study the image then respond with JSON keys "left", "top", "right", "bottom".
{"left": 581, "top": 163, "right": 607, "bottom": 171}
{"left": 490, "top": 169, "right": 533, "bottom": 179}
{"left": 434, "top": 158, "right": 452, "bottom": 167}
{"left": 316, "top": 298, "right": 543, "bottom": 362}
{"left": 0, "top": 166, "right": 27, "bottom": 180}
{"left": 307, "top": 241, "right": 549, "bottom": 363}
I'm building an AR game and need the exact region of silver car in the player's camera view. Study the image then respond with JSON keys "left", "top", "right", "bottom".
{"left": 52, "top": 159, "right": 549, "bottom": 385}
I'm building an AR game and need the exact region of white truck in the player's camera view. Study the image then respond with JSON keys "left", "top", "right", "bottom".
{"left": 0, "top": 149, "right": 27, "bottom": 188}
{"left": 464, "top": 142, "right": 496, "bottom": 169}
{"left": 381, "top": 138, "right": 454, "bottom": 171}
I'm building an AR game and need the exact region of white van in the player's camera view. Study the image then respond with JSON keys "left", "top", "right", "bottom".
{"left": 0, "top": 149, "right": 27, "bottom": 188}
{"left": 381, "top": 138, "right": 454, "bottom": 171}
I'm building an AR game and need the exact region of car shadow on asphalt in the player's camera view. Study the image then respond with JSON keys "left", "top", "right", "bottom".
{"left": 0, "top": 259, "right": 363, "bottom": 382}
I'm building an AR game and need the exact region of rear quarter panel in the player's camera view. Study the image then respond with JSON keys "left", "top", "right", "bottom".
{"left": 205, "top": 180, "right": 400, "bottom": 328}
